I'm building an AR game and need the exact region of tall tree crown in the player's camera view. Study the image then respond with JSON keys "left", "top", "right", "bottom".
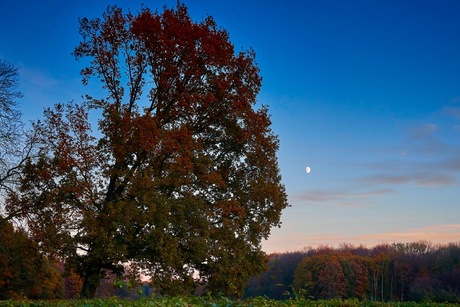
{"left": 9, "top": 3, "right": 288, "bottom": 298}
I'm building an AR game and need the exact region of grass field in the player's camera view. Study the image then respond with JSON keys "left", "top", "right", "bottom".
{"left": 0, "top": 297, "right": 458, "bottom": 307}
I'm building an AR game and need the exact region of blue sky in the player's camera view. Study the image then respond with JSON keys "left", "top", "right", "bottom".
{"left": 1, "top": 0, "right": 459, "bottom": 253}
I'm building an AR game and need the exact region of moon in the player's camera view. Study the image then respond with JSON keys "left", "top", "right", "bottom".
{"left": 306, "top": 166, "right": 311, "bottom": 174}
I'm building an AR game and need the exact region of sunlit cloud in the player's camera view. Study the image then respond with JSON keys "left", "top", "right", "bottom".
{"left": 263, "top": 224, "right": 460, "bottom": 253}
{"left": 356, "top": 225, "right": 460, "bottom": 243}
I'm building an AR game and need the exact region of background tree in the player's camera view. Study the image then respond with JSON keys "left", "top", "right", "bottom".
{"left": 294, "top": 254, "right": 329, "bottom": 299}
{"left": 0, "top": 219, "right": 63, "bottom": 299}
{"left": 317, "top": 255, "right": 346, "bottom": 299}
{"left": 7, "top": 3, "right": 288, "bottom": 298}
{"left": 55, "top": 262, "right": 83, "bottom": 299}
{"left": 340, "top": 253, "right": 369, "bottom": 299}
{"left": 291, "top": 242, "right": 460, "bottom": 303}
{"left": 245, "top": 251, "right": 308, "bottom": 300}
{"left": 0, "top": 59, "right": 22, "bottom": 182}
{"left": 0, "top": 59, "right": 35, "bottom": 225}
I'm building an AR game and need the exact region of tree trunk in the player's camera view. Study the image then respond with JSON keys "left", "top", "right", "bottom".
{"left": 400, "top": 279, "right": 404, "bottom": 302}
{"left": 390, "top": 275, "right": 393, "bottom": 301}
{"left": 80, "top": 265, "right": 102, "bottom": 298}
{"left": 381, "top": 265, "right": 384, "bottom": 302}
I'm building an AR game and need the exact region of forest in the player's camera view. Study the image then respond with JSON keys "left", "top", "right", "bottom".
{"left": 246, "top": 241, "right": 460, "bottom": 303}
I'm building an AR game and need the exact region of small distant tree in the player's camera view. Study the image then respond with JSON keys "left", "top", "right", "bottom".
{"left": 0, "top": 59, "right": 33, "bottom": 225}
{"left": 7, "top": 3, "right": 288, "bottom": 298}
{"left": 0, "top": 60, "right": 22, "bottom": 176}
{"left": 294, "top": 255, "right": 322, "bottom": 298}
{"left": 341, "top": 253, "right": 369, "bottom": 299}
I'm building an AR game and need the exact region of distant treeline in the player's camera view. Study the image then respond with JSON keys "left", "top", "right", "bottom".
{"left": 1, "top": 216, "right": 459, "bottom": 303}
{"left": 244, "top": 242, "right": 460, "bottom": 303}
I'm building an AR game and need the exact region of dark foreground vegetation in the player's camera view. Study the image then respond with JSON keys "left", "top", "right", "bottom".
{"left": 0, "top": 297, "right": 460, "bottom": 307}
{"left": 1, "top": 298, "right": 460, "bottom": 307}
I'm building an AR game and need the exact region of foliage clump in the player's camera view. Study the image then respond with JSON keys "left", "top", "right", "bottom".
{"left": 0, "top": 219, "right": 63, "bottom": 299}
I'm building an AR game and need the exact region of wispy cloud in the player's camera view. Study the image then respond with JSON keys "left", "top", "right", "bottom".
{"left": 290, "top": 188, "right": 392, "bottom": 206}
{"left": 440, "top": 157, "right": 460, "bottom": 170}
{"left": 15, "top": 65, "right": 85, "bottom": 122}
{"left": 408, "top": 123, "right": 438, "bottom": 137}
{"left": 443, "top": 107, "right": 460, "bottom": 119}
{"left": 360, "top": 172, "right": 456, "bottom": 187}
{"left": 416, "top": 174, "right": 456, "bottom": 187}
{"left": 403, "top": 123, "right": 448, "bottom": 156}
{"left": 358, "top": 118, "right": 460, "bottom": 189}
{"left": 19, "top": 66, "right": 60, "bottom": 88}
{"left": 361, "top": 175, "right": 412, "bottom": 185}
{"left": 448, "top": 96, "right": 460, "bottom": 104}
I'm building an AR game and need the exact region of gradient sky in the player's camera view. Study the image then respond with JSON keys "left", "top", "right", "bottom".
{"left": 1, "top": 0, "right": 459, "bottom": 254}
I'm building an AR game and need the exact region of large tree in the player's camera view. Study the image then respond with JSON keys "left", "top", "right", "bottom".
{"left": 7, "top": 3, "right": 288, "bottom": 298}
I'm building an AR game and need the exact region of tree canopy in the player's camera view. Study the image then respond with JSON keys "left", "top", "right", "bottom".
{"left": 6, "top": 3, "right": 287, "bottom": 298}
{"left": 0, "top": 219, "right": 63, "bottom": 299}
{"left": 245, "top": 242, "right": 460, "bottom": 303}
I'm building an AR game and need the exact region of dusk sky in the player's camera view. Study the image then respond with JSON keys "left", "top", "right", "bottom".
{"left": 1, "top": 0, "right": 459, "bottom": 254}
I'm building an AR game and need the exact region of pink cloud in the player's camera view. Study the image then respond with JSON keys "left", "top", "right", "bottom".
{"left": 355, "top": 225, "right": 460, "bottom": 243}
{"left": 291, "top": 189, "right": 392, "bottom": 205}
{"left": 415, "top": 174, "right": 456, "bottom": 187}
{"left": 360, "top": 172, "right": 456, "bottom": 188}
{"left": 263, "top": 224, "right": 460, "bottom": 253}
